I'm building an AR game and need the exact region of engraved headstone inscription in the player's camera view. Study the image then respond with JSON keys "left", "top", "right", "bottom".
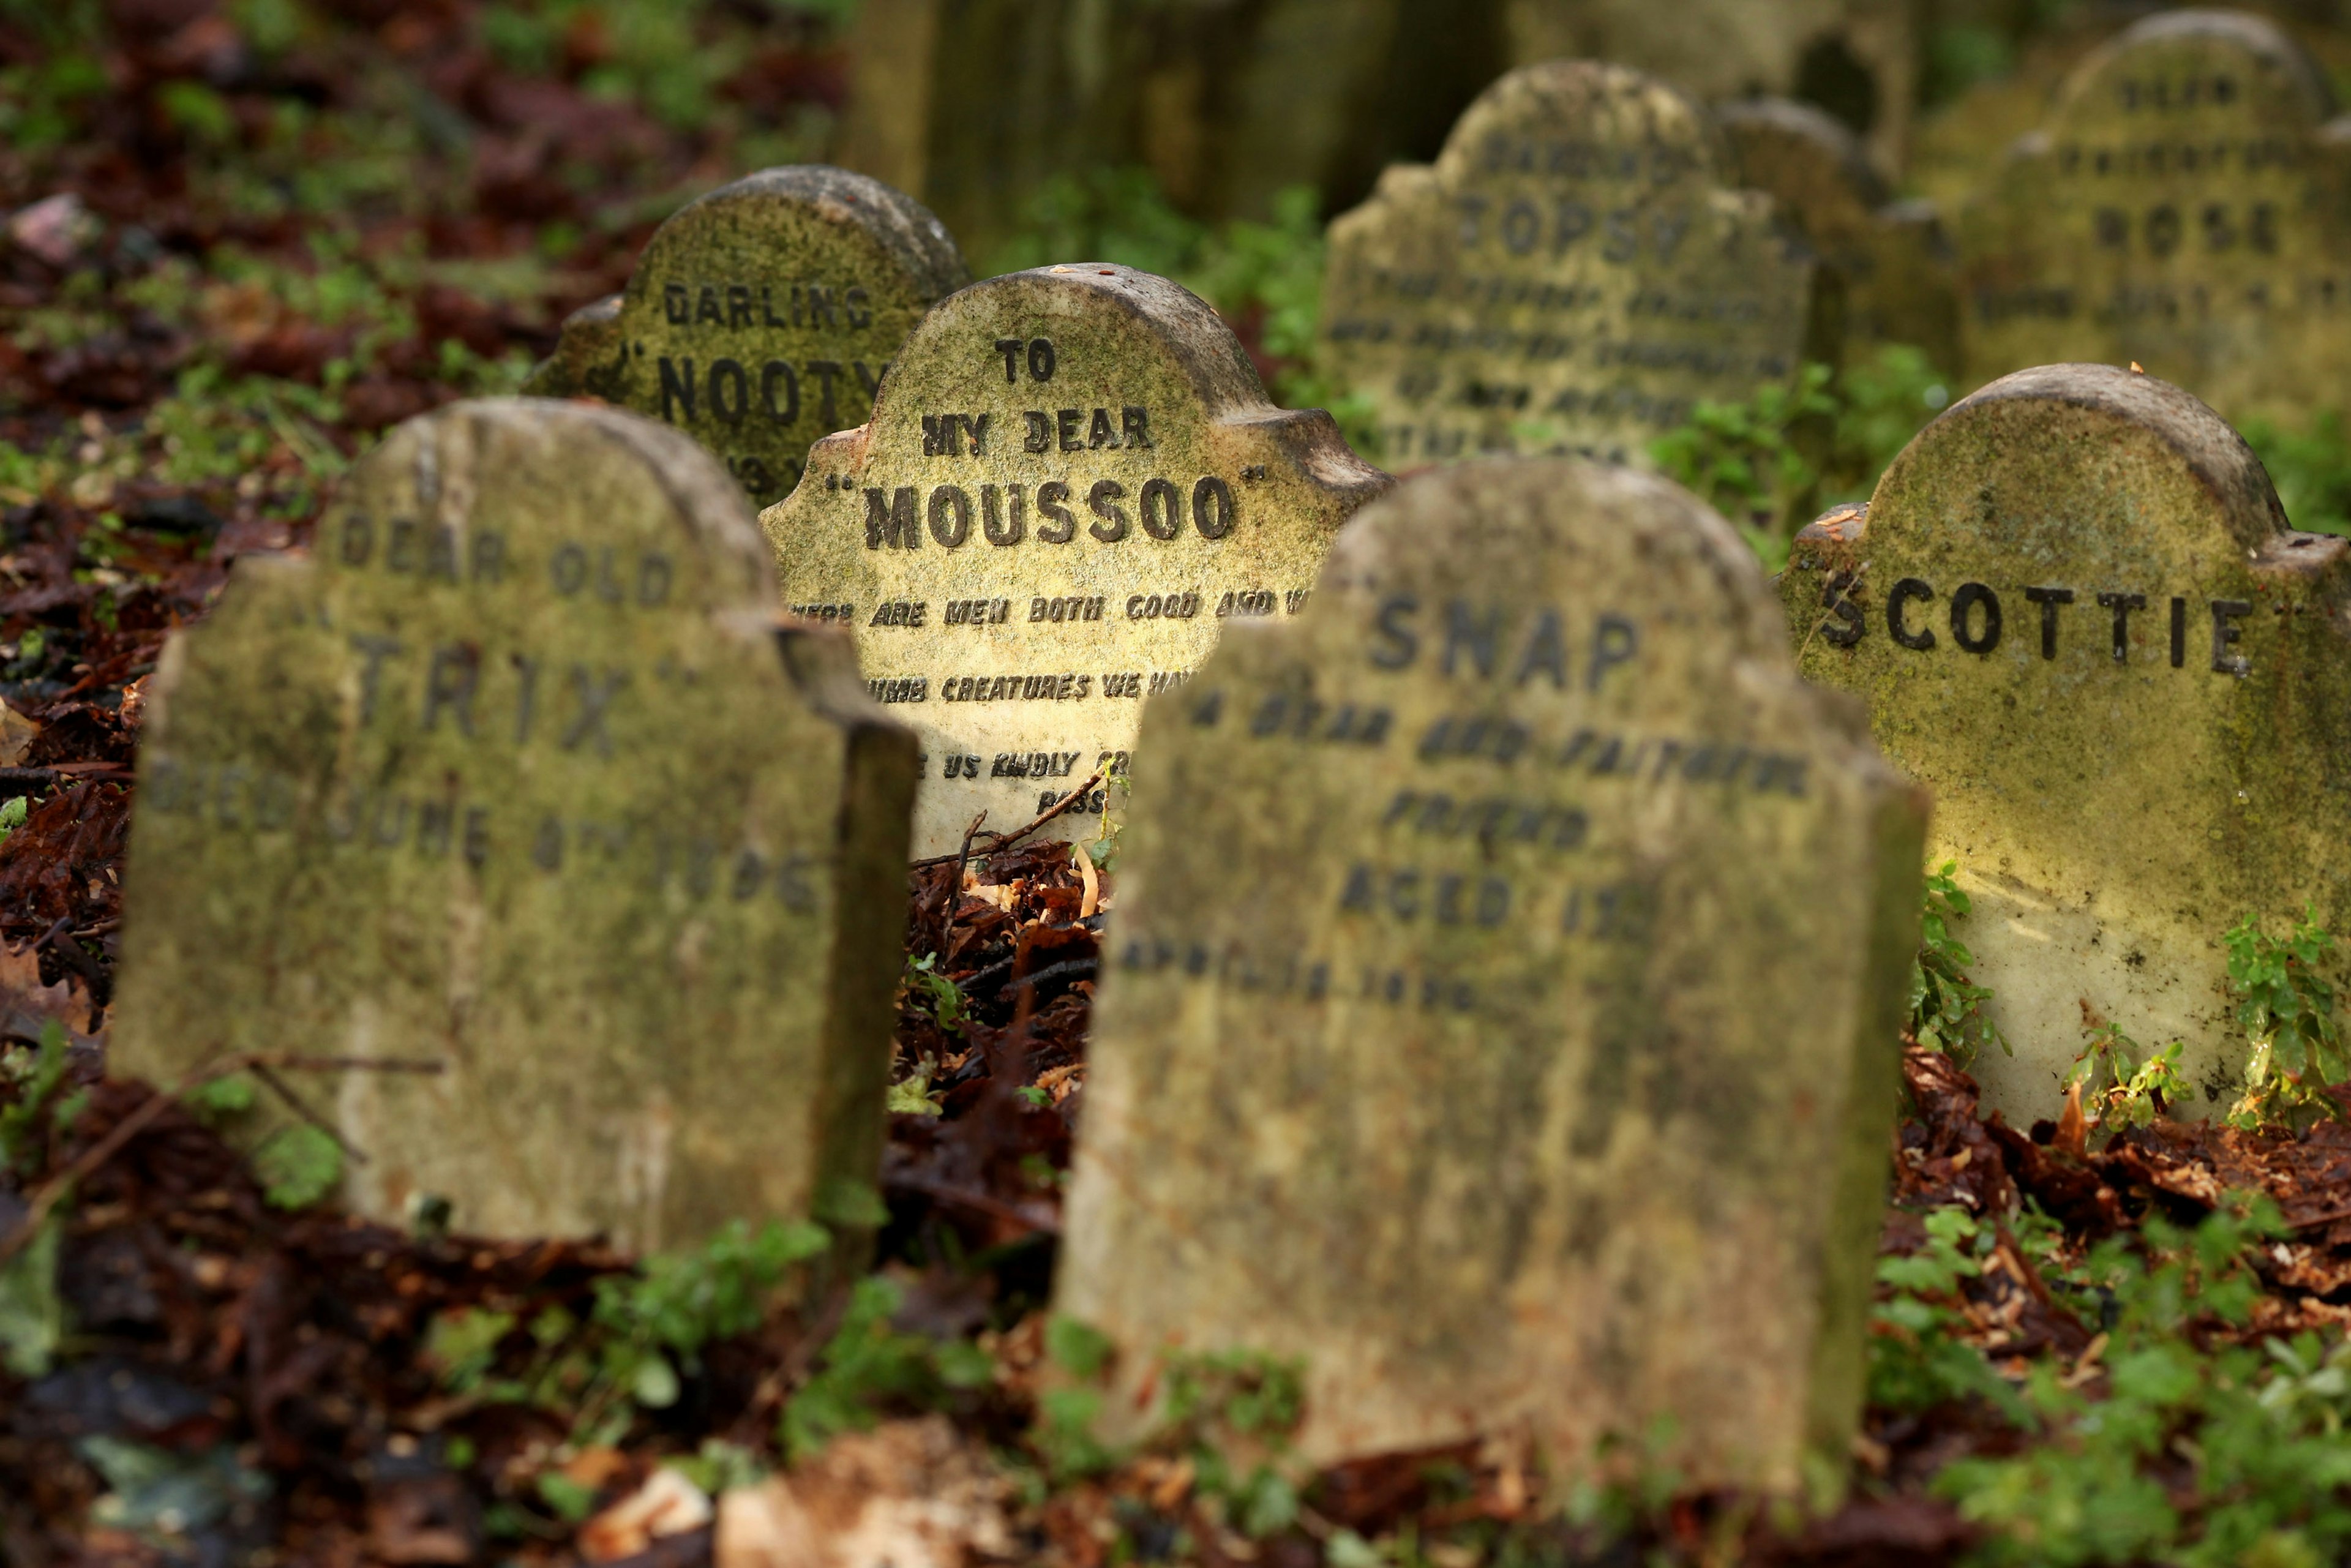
{"left": 109, "top": 399, "right": 919, "bottom": 1251}
{"left": 1717, "top": 97, "right": 1959, "bottom": 373}
{"left": 523, "top": 166, "right": 969, "bottom": 508}
{"left": 1781, "top": 364, "right": 2351, "bottom": 1124}
{"left": 1958, "top": 12, "right": 2351, "bottom": 428}
{"left": 1059, "top": 459, "right": 1926, "bottom": 1485}
{"left": 760, "top": 263, "right": 1394, "bottom": 858}
{"left": 1319, "top": 61, "right": 1829, "bottom": 470}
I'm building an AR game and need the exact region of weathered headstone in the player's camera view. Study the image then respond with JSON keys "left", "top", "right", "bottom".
{"left": 1319, "top": 61, "right": 1831, "bottom": 470}
{"left": 1781, "top": 363, "right": 2351, "bottom": 1123}
{"left": 1060, "top": 458, "right": 1925, "bottom": 1485}
{"left": 1957, "top": 12, "right": 2351, "bottom": 429}
{"left": 760, "top": 263, "right": 1393, "bottom": 858}
{"left": 110, "top": 399, "right": 918, "bottom": 1251}
{"left": 1718, "top": 97, "right": 1959, "bottom": 373}
{"left": 1502, "top": 0, "right": 1918, "bottom": 175}
{"left": 523, "top": 166, "right": 968, "bottom": 508}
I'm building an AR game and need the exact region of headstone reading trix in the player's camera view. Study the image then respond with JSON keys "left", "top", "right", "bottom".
{"left": 1782, "top": 363, "right": 2351, "bottom": 1123}
{"left": 1060, "top": 458, "right": 1925, "bottom": 1487}
{"left": 760, "top": 263, "right": 1394, "bottom": 858}
{"left": 1718, "top": 97, "right": 1959, "bottom": 373}
{"left": 1320, "top": 61, "right": 1829, "bottom": 470}
{"left": 525, "top": 166, "right": 969, "bottom": 508}
{"left": 110, "top": 399, "right": 919, "bottom": 1252}
{"left": 1958, "top": 12, "right": 2351, "bottom": 429}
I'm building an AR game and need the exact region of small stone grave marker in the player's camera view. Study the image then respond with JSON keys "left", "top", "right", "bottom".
{"left": 1718, "top": 97, "right": 1958, "bottom": 373}
{"left": 525, "top": 166, "right": 969, "bottom": 508}
{"left": 1781, "top": 363, "right": 2351, "bottom": 1124}
{"left": 1957, "top": 12, "right": 2351, "bottom": 429}
{"left": 110, "top": 399, "right": 918, "bottom": 1251}
{"left": 1059, "top": 458, "right": 1925, "bottom": 1485}
{"left": 760, "top": 263, "right": 1393, "bottom": 858}
{"left": 1320, "top": 60, "right": 1829, "bottom": 470}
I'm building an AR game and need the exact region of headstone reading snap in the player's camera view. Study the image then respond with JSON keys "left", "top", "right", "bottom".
{"left": 523, "top": 166, "right": 969, "bottom": 508}
{"left": 1320, "top": 60, "right": 1829, "bottom": 471}
{"left": 110, "top": 399, "right": 919, "bottom": 1252}
{"left": 760, "top": 263, "right": 1394, "bottom": 858}
{"left": 1718, "top": 98, "right": 1959, "bottom": 373}
{"left": 1060, "top": 458, "right": 1925, "bottom": 1486}
{"left": 1781, "top": 363, "right": 2351, "bottom": 1125}
{"left": 1957, "top": 12, "right": 2351, "bottom": 429}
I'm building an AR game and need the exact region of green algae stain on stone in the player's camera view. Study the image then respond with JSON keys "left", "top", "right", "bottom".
{"left": 1319, "top": 61, "right": 1829, "bottom": 470}
{"left": 110, "top": 399, "right": 918, "bottom": 1253}
{"left": 1781, "top": 363, "right": 2351, "bottom": 1125}
{"left": 759, "top": 263, "right": 1393, "bottom": 858}
{"left": 1957, "top": 13, "right": 2351, "bottom": 427}
{"left": 1060, "top": 458, "right": 1925, "bottom": 1489}
{"left": 524, "top": 165, "right": 969, "bottom": 508}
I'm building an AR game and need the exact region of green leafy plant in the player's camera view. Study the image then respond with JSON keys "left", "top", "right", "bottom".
{"left": 902, "top": 953, "right": 967, "bottom": 1032}
{"left": 780, "top": 1273, "right": 994, "bottom": 1461}
{"left": 2225, "top": 908, "right": 2344, "bottom": 1128}
{"left": 1648, "top": 362, "right": 1839, "bottom": 564}
{"left": 1910, "top": 861, "right": 2006, "bottom": 1066}
{"left": 2243, "top": 411, "right": 2351, "bottom": 538}
{"left": 1, "top": 1021, "right": 74, "bottom": 1176}
{"left": 250, "top": 1122, "right": 344, "bottom": 1210}
{"left": 1869, "top": 1206, "right": 2030, "bottom": 1422}
{"left": 2068, "top": 1011, "right": 2188, "bottom": 1136}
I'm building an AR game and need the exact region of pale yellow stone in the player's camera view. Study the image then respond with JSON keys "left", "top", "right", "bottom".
{"left": 1781, "top": 363, "right": 2351, "bottom": 1124}
{"left": 1062, "top": 457, "right": 1924, "bottom": 1488}
{"left": 1320, "top": 61, "right": 1831, "bottom": 471}
{"left": 759, "top": 263, "right": 1392, "bottom": 858}
{"left": 1957, "top": 12, "right": 2351, "bottom": 428}
{"left": 524, "top": 166, "right": 967, "bottom": 508}
{"left": 110, "top": 400, "right": 917, "bottom": 1251}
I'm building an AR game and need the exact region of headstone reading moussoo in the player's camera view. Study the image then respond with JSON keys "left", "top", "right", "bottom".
{"left": 1782, "top": 363, "right": 2351, "bottom": 1123}
{"left": 1060, "top": 457, "right": 1925, "bottom": 1488}
{"left": 760, "top": 263, "right": 1394, "bottom": 857}
{"left": 110, "top": 399, "right": 918, "bottom": 1252}
{"left": 525, "top": 165, "right": 969, "bottom": 508}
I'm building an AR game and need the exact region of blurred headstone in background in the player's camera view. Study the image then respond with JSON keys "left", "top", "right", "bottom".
{"left": 1719, "top": 98, "right": 1959, "bottom": 373}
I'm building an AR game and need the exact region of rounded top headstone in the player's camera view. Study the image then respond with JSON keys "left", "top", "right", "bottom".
{"left": 523, "top": 164, "right": 970, "bottom": 508}
{"left": 2060, "top": 10, "right": 2336, "bottom": 126}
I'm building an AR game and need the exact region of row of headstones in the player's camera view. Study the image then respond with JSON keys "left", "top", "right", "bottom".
{"left": 527, "top": 13, "right": 2351, "bottom": 509}
{"left": 105, "top": 354, "right": 2350, "bottom": 1493}
{"left": 103, "top": 29, "right": 2351, "bottom": 1488}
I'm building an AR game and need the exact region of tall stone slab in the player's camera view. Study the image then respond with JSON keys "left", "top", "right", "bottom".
{"left": 523, "top": 167, "right": 968, "bottom": 508}
{"left": 1957, "top": 12, "right": 2351, "bottom": 429}
{"left": 1503, "top": 0, "right": 1918, "bottom": 176}
{"left": 110, "top": 400, "right": 918, "bottom": 1252}
{"left": 760, "top": 264, "right": 1393, "bottom": 858}
{"left": 1718, "top": 97, "right": 1959, "bottom": 372}
{"left": 1781, "top": 364, "right": 2351, "bottom": 1123}
{"left": 1061, "top": 459, "right": 1925, "bottom": 1486}
{"left": 1319, "top": 61, "right": 1830, "bottom": 471}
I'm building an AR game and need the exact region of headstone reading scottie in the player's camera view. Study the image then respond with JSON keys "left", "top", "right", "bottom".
{"left": 1060, "top": 459, "right": 1925, "bottom": 1485}
{"left": 1958, "top": 12, "right": 2351, "bottom": 429}
{"left": 760, "top": 263, "right": 1394, "bottom": 858}
{"left": 1718, "top": 98, "right": 1958, "bottom": 373}
{"left": 523, "top": 166, "right": 969, "bottom": 508}
{"left": 1321, "top": 61, "right": 1828, "bottom": 470}
{"left": 110, "top": 400, "right": 918, "bottom": 1251}
{"left": 1781, "top": 363, "right": 2351, "bottom": 1123}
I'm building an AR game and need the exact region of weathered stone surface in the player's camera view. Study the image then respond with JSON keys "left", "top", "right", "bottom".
{"left": 523, "top": 167, "right": 968, "bottom": 509}
{"left": 1061, "top": 458, "right": 1925, "bottom": 1485}
{"left": 1719, "top": 97, "right": 1959, "bottom": 372}
{"left": 1957, "top": 12, "right": 2351, "bottom": 428}
{"left": 110, "top": 399, "right": 918, "bottom": 1251}
{"left": 1503, "top": 0, "right": 1918, "bottom": 174}
{"left": 1319, "top": 61, "right": 1830, "bottom": 470}
{"left": 1781, "top": 364, "right": 2351, "bottom": 1123}
{"left": 760, "top": 263, "right": 1393, "bottom": 858}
